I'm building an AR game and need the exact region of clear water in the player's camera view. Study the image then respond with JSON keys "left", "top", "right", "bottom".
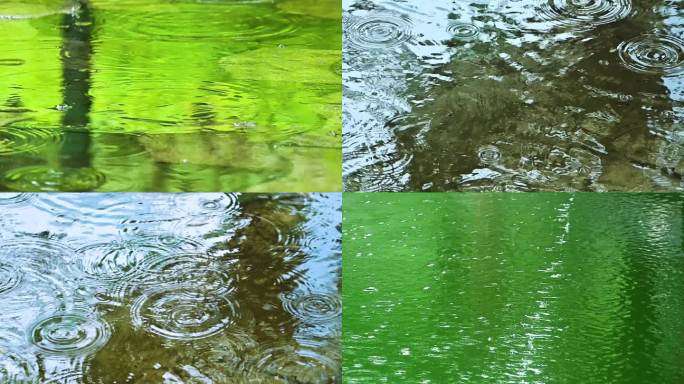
{"left": 0, "top": 192, "right": 341, "bottom": 383}
{"left": 0, "top": 0, "right": 341, "bottom": 192}
{"left": 343, "top": 193, "right": 684, "bottom": 383}
{"left": 343, "top": 0, "right": 684, "bottom": 192}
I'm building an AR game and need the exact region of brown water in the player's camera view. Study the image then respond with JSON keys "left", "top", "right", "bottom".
{"left": 343, "top": 0, "right": 684, "bottom": 191}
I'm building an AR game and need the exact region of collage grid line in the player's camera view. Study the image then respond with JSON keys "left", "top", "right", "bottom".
{"left": 0, "top": 0, "right": 683, "bottom": 383}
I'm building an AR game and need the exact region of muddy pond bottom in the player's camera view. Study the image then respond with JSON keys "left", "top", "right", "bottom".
{"left": 343, "top": 193, "right": 684, "bottom": 383}
{"left": 0, "top": 192, "right": 341, "bottom": 383}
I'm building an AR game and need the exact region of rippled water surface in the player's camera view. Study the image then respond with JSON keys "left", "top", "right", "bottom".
{"left": 343, "top": 0, "right": 684, "bottom": 191}
{"left": 344, "top": 193, "right": 684, "bottom": 383}
{"left": 0, "top": 192, "right": 341, "bottom": 383}
{"left": 0, "top": 0, "right": 341, "bottom": 192}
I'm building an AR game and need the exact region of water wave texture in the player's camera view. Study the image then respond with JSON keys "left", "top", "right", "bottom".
{"left": 0, "top": 193, "right": 341, "bottom": 383}
{"left": 342, "top": 0, "right": 684, "bottom": 192}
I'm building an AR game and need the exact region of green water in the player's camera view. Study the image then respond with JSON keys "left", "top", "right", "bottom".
{"left": 343, "top": 193, "right": 684, "bottom": 383}
{"left": 0, "top": 0, "right": 341, "bottom": 192}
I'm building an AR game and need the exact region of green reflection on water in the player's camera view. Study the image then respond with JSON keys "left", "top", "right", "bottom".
{"left": 0, "top": 0, "right": 341, "bottom": 192}
{"left": 343, "top": 193, "right": 684, "bottom": 383}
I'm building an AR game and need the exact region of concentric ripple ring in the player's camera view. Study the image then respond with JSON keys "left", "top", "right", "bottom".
{"left": 131, "top": 285, "right": 238, "bottom": 340}
{"left": 0, "top": 127, "right": 62, "bottom": 156}
{"left": 346, "top": 13, "right": 413, "bottom": 49}
{"left": 446, "top": 22, "right": 479, "bottom": 39}
{"left": 540, "top": 0, "right": 633, "bottom": 30}
{"left": 618, "top": 33, "right": 684, "bottom": 76}
{"left": 253, "top": 343, "right": 339, "bottom": 382}
{"left": 2, "top": 166, "right": 106, "bottom": 192}
{"left": 29, "top": 313, "right": 111, "bottom": 355}
{"left": 281, "top": 291, "right": 341, "bottom": 323}
{"left": 78, "top": 242, "right": 171, "bottom": 282}
{"left": 173, "top": 193, "right": 240, "bottom": 216}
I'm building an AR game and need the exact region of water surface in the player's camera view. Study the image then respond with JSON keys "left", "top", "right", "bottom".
{"left": 343, "top": 0, "right": 684, "bottom": 191}
{"left": 1, "top": 0, "right": 341, "bottom": 192}
{"left": 344, "top": 193, "right": 684, "bottom": 383}
{"left": 0, "top": 192, "right": 341, "bottom": 383}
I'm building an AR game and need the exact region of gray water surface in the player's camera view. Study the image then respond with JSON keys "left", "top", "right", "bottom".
{"left": 0, "top": 192, "right": 341, "bottom": 383}
{"left": 343, "top": 0, "right": 684, "bottom": 191}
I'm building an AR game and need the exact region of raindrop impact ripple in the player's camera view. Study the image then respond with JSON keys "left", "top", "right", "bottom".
{"left": 29, "top": 313, "right": 111, "bottom": 355}
{"left": 618, "top": 33, "right": 684, "bottom": 76}
{"left": 346, "top": 13, "right": 413, "bottom": 49}
{"left": 131, "top": 286, "right": 239, "bottom": 341}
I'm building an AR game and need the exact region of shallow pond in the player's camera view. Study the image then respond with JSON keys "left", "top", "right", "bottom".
{"left": 344, "top": 193, "right": 684, "bottom": 383}
{"left": 0, "top": 0, "right": 341, "bottom": 192}
{"left": 0, "top": 192, "right": 341, "bottom": 383}
{"left": 343, "top": 0, "right": 684, "bottom": 191}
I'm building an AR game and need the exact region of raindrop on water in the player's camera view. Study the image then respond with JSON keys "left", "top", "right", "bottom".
{"left": 478, "top": 145, "right": 502, "bottom": 165}
{"left": 346, "top": 12, "right": 413, "bottom": 49}
{"left": 2, "top": 166, "right": 106, "bottom": 192}
{"left": 540, "top": 0, "right": 633, "bottom": 30}
{"left": 173, "top": 193, "right": 240, "bottom": 216}
{"left": 251, "top": 343, "right": 339, "bottom": 383}
{"left": 131, "top": 285, "right": 239, "bottom": 341}
{"left": 0, "top": 128, "right": 63, "bottom": 157}
{"left": 446, "top": 22, "right": 479, "bottom": 39}
{"left": 29, "top": 313, "right": 111, "bottom": 355}
{"left": 78, "top": 242, "right": 171, "bottom": 282}
{"left": 618, "top": 33, "right": 684, "bottom": 76}
{"left": 281, "top": 291, "right": 341, "bottom": 324}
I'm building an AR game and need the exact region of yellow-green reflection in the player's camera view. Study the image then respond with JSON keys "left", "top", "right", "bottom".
{"left": 0, "top": 0, "right": 341, "bottom": 191}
